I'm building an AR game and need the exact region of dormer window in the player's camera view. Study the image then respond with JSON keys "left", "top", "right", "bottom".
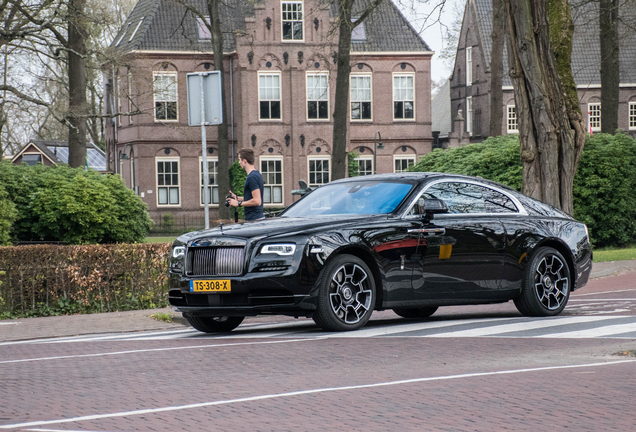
{"left": 351, "top": 19, "right": 366, "bottom": 41}
{"left": 197, "top": 16, "right": 211, "bottom": 40}
{"left": 282, "top": 1, "right": 303, "bottom": 41}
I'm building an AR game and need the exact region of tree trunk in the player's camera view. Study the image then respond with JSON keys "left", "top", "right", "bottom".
{"left": 331, "top": 0, "right": 353, "bottom": 181}
{"left": 207, "top": 0, "right": 230, "bottom": 220}
{"left": 600, "top": 0, "right": 619, "bottom": 134}
{"left": 504, "top": 0, "right": 585, "bottom": 215}
{"left": 67, "top": 0, "right": 88, "bottom": 168}
{"left": 489, "top": 0, "right": 504, "bottom": 137}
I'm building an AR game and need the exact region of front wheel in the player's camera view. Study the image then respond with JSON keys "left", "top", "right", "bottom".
{"left": 185, "top": 315, "right": 245, "bottom": 333}
{"left": 514, "top": 247, "right": 571, "bottom": 317}
{"left": 312, "top": 254, "right": 376, "bottom": 332}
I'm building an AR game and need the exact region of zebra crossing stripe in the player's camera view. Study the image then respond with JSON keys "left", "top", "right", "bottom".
{"left": 538, "top": 322, "right": 636, "bottom": 338}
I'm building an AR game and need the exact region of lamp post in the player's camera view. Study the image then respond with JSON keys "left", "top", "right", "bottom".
{"left": 374, "top": 131, "right": 384, "bottom": 174}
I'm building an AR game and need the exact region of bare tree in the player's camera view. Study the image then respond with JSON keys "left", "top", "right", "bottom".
{"left": 489, "top": 0, "right": 504, "bottom": 137}
{"left": 600, "top": 0, "right": 619, "bottom": 133}
{"left": 504, "top": 0, "right": 586, "bottom": 214}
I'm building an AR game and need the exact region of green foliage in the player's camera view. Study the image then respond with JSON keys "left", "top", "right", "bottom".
{"left": 0, "top": 184, "right": 17, "bottom": 245}
{"left": 348, "top": 151, "right": 360, "bottom": 177}
{"left": 410, "top": 135, "right": 523, "bottom": 190}
{"left": 410, "top": 133, "right": 636, "bottom": 248}
{"left": 0, "top": 162, "right": 152, "bottom": 244}
{"left": 573, "top": 133, "right": 636, "bottom": 248}
{"left": 228, "top": 160, "right": 246, "bottom": 220}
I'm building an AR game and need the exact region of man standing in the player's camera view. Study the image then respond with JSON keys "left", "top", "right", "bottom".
{"left": 226, "top": 148, "right": 265, "bottom": 221}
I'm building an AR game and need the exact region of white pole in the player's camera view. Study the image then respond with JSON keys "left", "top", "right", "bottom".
{"left": 201, "top": 74, "right": 210, "bottom": 229}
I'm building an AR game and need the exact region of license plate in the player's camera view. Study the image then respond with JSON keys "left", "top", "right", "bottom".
{"left": 190, "top": 280, "right": 231, "bottom": 292}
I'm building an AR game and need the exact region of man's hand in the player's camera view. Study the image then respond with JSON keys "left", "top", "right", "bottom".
{"left": 227, "top": 198, "right": 240, "bottom": 207}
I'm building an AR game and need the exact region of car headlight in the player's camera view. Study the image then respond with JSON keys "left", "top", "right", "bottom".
{"left": 260, "top": 244, "right": 296, "bottom": 256}
{"left": 172, "top": 245, "right": 186, "bottom": 258}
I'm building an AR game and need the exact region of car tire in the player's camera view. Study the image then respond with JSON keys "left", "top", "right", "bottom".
{"left": 185, "top": 315, "right": 245, "bottom": 333}
{"left": 393, "top": 306, "right": 438, "bottom": 319}
{"left": 514, "top": 247, "right": 571, "bottom": 317}
{"left": 312, "top": 254, "right": 376, "bottom": 332}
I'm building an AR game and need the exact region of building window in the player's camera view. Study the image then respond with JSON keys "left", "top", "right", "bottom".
{"left": 116, "top": 75, "right": 122, "bottom": 126}
{"left": 153, "top": 73, "right": 178, "bottom": 121}
{"left": 261, "top": 157, "right": 283, "bottom": 204}
{"left": 130, "top": 150, "right": 136, "bottom": 192}
{"left": 259, "top": 73, "right": 281, "bottom": 120}
{"left": 393, "top": 74, "right": 414, "bottom": 120}
{"left": 200, "top": 157, "right": 219, "bottom": 205}
{"left": 157, "top": 158, "right": 180, "bottom": 206}
{"left": 306, "top": 73, "right": 329, "bottom": 120}
{"left": 355, "top": 156, "right": 373, "bottom": 176}
{"left": 394, "top": 155, "right": 415, "bottom": 173}
{"left": 466, "top": 46, "right": 472, "bottom": 86}
{"left": 308, "top": 157, "right": 330, "bottom": 187}
{"left": 351, "top": 75, "right": 372, "bottom": 120}
{"left": 466, "top": 96, "right": 473, "bottom": 135}
{"left": 351, "top": 19, "right": 366, "bottom": 41}
{"left": 282, "top": 1, "right": 303, "bottom": 41}
{"left": 507, "top": 105, "right": 518, "bottom": 133}
{"left": 21, "top": 154, "right": 42, "bottom": 166}
{"left": 588, "top": 103, "right": 601, "bottom": 131}
{"left": 128, "top": 69, "right": 134, "bottom": 124}
{"left": 630, "top": 102, "right": 636, "bottom": 130}
{"left": 196, "top": 16, "right": 211, "bottom": 40}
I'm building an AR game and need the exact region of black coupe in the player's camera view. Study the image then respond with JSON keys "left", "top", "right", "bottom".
{"left": 168, "top": 173, "right": 592, "bottom": 332}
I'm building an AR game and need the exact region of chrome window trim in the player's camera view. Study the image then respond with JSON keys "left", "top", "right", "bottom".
{"left": 400, "top": 178, "right": 528, "bottom": 219}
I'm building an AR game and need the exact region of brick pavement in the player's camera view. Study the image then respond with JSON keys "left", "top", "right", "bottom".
{"left": 0, "top": 260, "right": 635, "bottom": 343}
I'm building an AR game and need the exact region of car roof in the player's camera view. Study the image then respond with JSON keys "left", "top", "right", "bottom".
{"left": 329, "top": 172, "right": 516, "bottom": 191}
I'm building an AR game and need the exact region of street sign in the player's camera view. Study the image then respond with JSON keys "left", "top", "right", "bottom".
{"left": 186, "top": 72, "right": 223, "bottom": 126}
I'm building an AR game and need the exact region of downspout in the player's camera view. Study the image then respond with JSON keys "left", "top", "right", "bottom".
{"left": 230, "top": 56, "right": 235, "bottom": 162}
{"left": 112, "top": 66, "right": 119, "bottom": 173}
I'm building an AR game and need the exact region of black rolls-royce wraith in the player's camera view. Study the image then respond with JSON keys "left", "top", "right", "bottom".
{"left": 168, "top": 173, "right": 592, "bottom": 332}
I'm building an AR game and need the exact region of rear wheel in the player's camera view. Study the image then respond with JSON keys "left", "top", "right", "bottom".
{"left": 393, "top": 306, "right": 438, "bottom": 319}
{"left": 312, "top": 254, "right": 375, "bottom": 332}
{"left": 185, "top": 315, "right": 245, "bottom": 333}
{"left": 514, "top": 247, "right": 571, "bottom": 317}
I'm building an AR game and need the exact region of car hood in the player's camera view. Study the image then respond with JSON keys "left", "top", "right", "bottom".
{"left": 177, "top": 215, "right": 390, "bottom": 243}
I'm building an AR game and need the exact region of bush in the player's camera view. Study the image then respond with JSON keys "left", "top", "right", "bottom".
{"left": 410, "top": 135, "right": 523, "bottom": 190}
{"left": 0, "top": 162, "right": 153, "bottom": 244}
{"left": 0, "top": 243, "right": 170, "bottom": 319}
{"left": 410, "top": 133, "right": 636, "bottom": 248}
{"left": 573, "top": 133, "right": 636, "bottom": 248}
{"left": 0, "top": 184, "right": 17, "bottom": 246}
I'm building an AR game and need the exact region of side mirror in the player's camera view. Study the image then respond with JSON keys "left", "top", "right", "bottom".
{"left": 418, "top": 198, "right": 448, "bottom": 219}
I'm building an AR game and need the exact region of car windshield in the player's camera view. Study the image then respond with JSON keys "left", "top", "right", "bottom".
{"left": 282, "top": 181, "right": 414, "bottom": 217}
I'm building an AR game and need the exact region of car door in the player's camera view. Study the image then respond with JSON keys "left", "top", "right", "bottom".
{"left": 408, "top": 181, "right": 508, "bottom": 301}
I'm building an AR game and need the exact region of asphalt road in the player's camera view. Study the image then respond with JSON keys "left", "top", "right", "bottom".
{"left": 1, "top": 272, "right": 636, "bottom": 431}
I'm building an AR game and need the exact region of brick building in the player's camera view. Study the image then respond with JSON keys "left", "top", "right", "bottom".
{"left": 104, "top": 0, "right": 434, "bottom": 224}
{"left": 448, "top": 0, "right": 636, "bottom": 143}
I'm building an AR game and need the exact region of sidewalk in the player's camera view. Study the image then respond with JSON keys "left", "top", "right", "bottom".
{"left": 1, "top": 259, "right": 635, "bottom": 343}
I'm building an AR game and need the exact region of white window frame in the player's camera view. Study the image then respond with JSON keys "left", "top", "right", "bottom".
{"left": 630, "top": 102, "right": 636, "bottom": 131}
{"left": 127, "top": 69, "right": 134, "bottom": 124}
{"left": 260, "top": 156, "right": 284, "bottom": 206}
{"left": 130, "top": 149, "right": 136, "bottom": 191}
{"left": 116, "top": 75, "right": 122, "bottom": 126}
{"left": 153, "top": 72, "right": 178, "bottom": 122}
{"left": 258, "top": 72, "right": 282, "bottom": 121}
{"left": 355, "top": 155, "right": 373, "bottom": 176}
{"left": 393, "top": 73, "right": 415, "bottom": 121}
{"left": 588, "top": 103, "right": 601, "bottom": 132}
{"left": 507, "top": 105, "right": 518, "bottom": 133}
{"left": 281, "top": 1, "right": 304, "bottom": 42}
{"left": 350, "top": 74, "right": 372, "bottom": 121}
{"left": 156, "top": 157, "right": 181, "bottom": 207}
{"left": 393, "top": 155, "right": 416, "bottom": 173}
{"left": 308, "top": 156, "right": 331, "bottom": 188}
{"left": 199, "top": 156, "right": 219, "bottom": 207}
{"left": 306, "top": 72, "right": 329, "bottom": 121}
{"left": 466, "top": 96, "right": 473, "bottom": 135}
{"left": 466, "top": 46, "right": 473, "bottom": 86}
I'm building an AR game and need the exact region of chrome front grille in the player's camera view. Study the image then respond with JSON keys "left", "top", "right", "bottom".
{"left": 187, "top": 247, "right": 244, "bottom": 276}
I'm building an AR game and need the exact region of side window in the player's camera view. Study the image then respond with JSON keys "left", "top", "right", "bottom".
{"left": 424, "top": 182, "right": 517, "bottom": 214}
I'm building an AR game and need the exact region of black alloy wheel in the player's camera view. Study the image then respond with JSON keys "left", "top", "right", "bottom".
{"left": 514, "top": 247, "right": 571, "bottom": 317}
{"left": 392, "top": 306, "right": 439, "bottom": 319}
{"left": 313, "top": 254, "right": 376, "bottom": 332}
{"left": 185, "top": 315, "right": 245, "bottom": 333}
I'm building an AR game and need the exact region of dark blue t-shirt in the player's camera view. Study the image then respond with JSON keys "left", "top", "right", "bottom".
{"left": 244, "top": 170, "right": 264, "bottom": 221}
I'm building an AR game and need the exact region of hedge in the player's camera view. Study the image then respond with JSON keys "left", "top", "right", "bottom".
{"left": 0, "top": 243, "right": 171, "bottom": 319}
{"left": 411, "top": 133, "right": 636, "bottom": 248}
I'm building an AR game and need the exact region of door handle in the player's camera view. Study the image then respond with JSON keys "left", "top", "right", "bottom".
{"left": 407, "top": 228, "right": 446, "bottom": 235}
